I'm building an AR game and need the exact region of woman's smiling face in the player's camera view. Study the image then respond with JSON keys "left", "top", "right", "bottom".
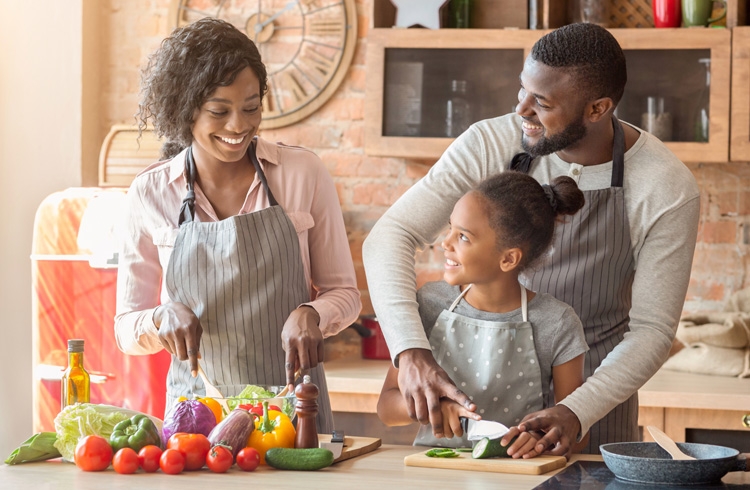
{"left": 191, "top": 66, "right": 262, "bottom": 165}
{"left": 441, "top": 192, "right": 504, "bottom": 287}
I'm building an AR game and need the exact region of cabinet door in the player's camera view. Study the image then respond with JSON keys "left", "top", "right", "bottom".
{"left": 731, "top": 26, "right": 750, "bottom": 161}
{"left": 365, "top": 28, "right": 730, "bottom": 162}
{"left": 364, "top": 29, "right": 541, "bottom": 158}
{"left": 611, "top": 28, "right": 731, "bottom": 163}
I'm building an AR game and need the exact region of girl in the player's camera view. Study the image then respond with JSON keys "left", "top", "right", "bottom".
{"left": 377, "top": 172, "right": 588, "bottom": 458}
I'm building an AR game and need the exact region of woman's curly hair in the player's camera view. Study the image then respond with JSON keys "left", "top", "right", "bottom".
{"left": 136, "top": 18, "right": 268, "bottom": 160}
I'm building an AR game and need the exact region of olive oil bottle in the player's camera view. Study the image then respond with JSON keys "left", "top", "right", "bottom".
{"left": 61, "top": 339, "right": 90, "bottom": 409}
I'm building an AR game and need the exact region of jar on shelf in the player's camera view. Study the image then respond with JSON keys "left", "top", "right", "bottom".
{"left": 641, "top": 96, "right": 673, "bottom": 142}
{"left": 569, "top": 0, "right": 610, "bottom": 27}
{"left": 694, "top": 58, "right": 711, "bottom": 143}
{"left": 445, "top": 79, "right": 472, "bottom": 138}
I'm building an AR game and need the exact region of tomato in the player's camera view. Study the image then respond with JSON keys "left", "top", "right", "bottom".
{"left": 206, "top": 444, "right": 233, "bottom": 473}
{"left": 112, "top": 447, "right": 139, "bottom": 474}
{"left": 138, "top": 445, "right": 162, "bottom": 472}
{"left": 167, "top": 432, "right": 210, "bottom": 471}
{"left": 159, "top": 448, "right": 185, "bottom": 475}
{"left": 236, "top": 447, "right": 260, "bottom": 472}
{"left": 74, "top": 435, "right": 113, "bottom": 472}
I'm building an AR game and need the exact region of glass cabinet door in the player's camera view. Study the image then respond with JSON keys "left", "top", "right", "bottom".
{"left": 731, "top": 26, "right": 750, "bottom": 161}
{"left": 611, "top": 28, "right": 731, "bottom": 163}
{"left": 365, "top": 29, "right": 540, "bottom": 159}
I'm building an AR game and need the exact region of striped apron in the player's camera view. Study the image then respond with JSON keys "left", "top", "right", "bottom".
{"left": 162, "top": 141, "right": 334, "bottom": 434}
{"left": 515, "top": 115, "right": 638, "bottom": 453}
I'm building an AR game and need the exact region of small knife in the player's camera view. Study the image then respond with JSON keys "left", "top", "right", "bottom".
{"left": 459, "top": 417, "right": 510, "bottom": 441}
{"left": 319, "top": 430, "right": 345, "bottom": 459}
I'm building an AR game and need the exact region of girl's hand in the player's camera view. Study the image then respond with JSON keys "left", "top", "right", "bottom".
{"left": 503, "top": 426, "right": 544, "bottom": 459}
{"left": 155, "top": 302, "right": 203, "bottom": 376}
{"left": 281, "top": 306, "right": 323, "bottom": 385}
{"left": 438, "top": 398, "right": 480, "bottom": 439}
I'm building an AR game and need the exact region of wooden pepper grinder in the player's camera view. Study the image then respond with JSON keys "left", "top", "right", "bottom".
{"left": 294, "top": 374, "right": 319, "bottom": 448}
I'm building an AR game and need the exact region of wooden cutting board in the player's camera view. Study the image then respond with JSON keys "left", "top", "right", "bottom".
{"left": 404, "top": 449, "right": 566, "bottom": 475}
{"left": 318, "top": 434, "right": 382, "bottom": 463}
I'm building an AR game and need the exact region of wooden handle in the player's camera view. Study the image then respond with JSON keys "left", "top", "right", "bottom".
{"left": 647, "top": 426, "right": 696, "bottom": 461}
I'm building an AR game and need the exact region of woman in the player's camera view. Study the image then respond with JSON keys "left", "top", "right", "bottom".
{"left": 114, "top": 18, "right": 361, "bottom": 434}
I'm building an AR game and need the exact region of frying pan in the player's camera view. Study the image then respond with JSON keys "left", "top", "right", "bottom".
{"left": 600, "top": 442, "right": 748, "bottom": 485}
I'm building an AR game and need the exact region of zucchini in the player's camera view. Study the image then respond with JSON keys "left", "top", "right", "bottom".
{"left": 265, "top": 447, "right": 334, "bottom": 470}
{"left": 471, "top": 435, "right": 517, "bottom": 459}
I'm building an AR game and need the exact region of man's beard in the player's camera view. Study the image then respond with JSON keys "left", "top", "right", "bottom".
{"left": 521, "top": 116, "right": 587, "bottom": 157}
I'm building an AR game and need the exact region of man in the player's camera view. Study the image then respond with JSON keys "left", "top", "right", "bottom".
{"left": 363, "top": 23, "right": 699, "bottom": 456}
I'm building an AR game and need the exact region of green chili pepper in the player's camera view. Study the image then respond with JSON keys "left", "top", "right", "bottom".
{"left": 109, "top": 414, "right": 162, "bottom": 453}
{"left": 425, "top": 448, "right": 460, "bottom": 458}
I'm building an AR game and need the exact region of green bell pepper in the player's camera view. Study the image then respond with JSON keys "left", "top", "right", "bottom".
{"left": 109, "top": 414, "right": 161, "bottom": 453}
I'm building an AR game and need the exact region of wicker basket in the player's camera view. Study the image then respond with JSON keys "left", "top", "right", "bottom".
{"left": 609, "top": 0, "right": 654, "bottom": 27}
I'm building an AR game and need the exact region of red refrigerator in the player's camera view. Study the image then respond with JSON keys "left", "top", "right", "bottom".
{"left": 31, "top": 187, "right": 170, "bottom": 432}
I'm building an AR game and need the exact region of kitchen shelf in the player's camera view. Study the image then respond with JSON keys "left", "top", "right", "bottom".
{"left": 364, "top": 27, "right": 732, "bottom": 163}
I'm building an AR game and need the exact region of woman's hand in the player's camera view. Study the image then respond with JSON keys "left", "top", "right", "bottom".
{"left": 281, "top": 306, "right": 323, "bottom": 385}
{"left": 502, "top": 426, "right": 543, "bottom": 459}
{"left": 154, "top": 302, "right": 203, "bottom": 376}
{"left": 438, "top": 398, "right": 480, "bottom": 439}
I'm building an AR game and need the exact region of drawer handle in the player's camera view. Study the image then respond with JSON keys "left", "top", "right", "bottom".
{"left": 743, "top": 414, "right": 750, "bottom": 428}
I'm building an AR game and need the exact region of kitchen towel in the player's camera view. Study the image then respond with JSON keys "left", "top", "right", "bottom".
{"left": 676, "top": 312, "right": 750, "bottom": 349}
{"left": 662, "top": 342, "right": 750, "bottom": 378}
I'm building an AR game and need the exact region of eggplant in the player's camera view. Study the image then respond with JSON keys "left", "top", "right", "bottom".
{"left": 207, "top": 408, "right": 255, "bottom": 458}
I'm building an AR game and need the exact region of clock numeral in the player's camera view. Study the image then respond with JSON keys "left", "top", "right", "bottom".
{"left": 284, "top": 72, "right": 308, "bottom": 103}
{"left": 303, "top": 48, "right": 335, "bottom": 77}
{"left": 308, "top": 18, "right": 345, "bottom": 37}
{"left": 263, "top": 82, "right": 282, "bottom": 116}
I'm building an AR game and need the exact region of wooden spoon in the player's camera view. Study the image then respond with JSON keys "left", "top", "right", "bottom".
{"left": 647, "top": 425, "right": 696, "bottom": 460}
{"left": 197, "top": 364, "right": 230, "bottom": 413}
{"left": 277, "top": 369, "right": 303, "bottom": 397}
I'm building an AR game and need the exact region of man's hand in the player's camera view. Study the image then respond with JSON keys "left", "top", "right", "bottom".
{"left": 154, "top": 302, "right": 203, "bottom": 377}
{"left": 281, "top": 306, "right": 323, "bottom": 386}
{"left": 397, "top": 348, "right": 475, "bottom": 438}
{"left": 517, "top": 404, "right": 581, "bottom": 459}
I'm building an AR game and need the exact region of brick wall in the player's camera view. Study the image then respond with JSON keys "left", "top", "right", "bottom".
{"left": 99, "top": 0, "right": 750, "bottom": 322}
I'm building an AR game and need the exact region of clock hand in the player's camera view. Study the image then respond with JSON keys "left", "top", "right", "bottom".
{"left": 254, "top": 0, "right": 298, "bottom": 33}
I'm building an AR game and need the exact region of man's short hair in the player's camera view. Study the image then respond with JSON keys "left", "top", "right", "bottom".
{"left": 531, "top": 23, "right": 627, "bottom": 105}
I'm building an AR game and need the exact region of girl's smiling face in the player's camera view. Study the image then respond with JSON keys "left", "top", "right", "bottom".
{"left": 191, "top": 66, "right": 262, "bottom": 166}
{"left": 441, "top": 192, "right": 505, "bottom": 287}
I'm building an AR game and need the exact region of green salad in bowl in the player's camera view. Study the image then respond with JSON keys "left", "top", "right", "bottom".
{"left": 220, "top": 384, "right": 296, "bottom": 420}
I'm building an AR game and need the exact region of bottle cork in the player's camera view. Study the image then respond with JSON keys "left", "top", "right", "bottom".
{"left": 294, "top": 374, "right": 319, "bottom": 449}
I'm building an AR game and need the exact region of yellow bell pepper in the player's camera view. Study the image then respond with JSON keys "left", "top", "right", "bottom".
{"left": 246, "top": 400, "right": 296, "bottom": 464}
{"left": 176, "top": 395, "right": 223, "bottom": 423}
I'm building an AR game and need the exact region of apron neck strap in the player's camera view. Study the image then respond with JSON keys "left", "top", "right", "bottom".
{"left": 178, "top": 139, "right": 279, "bottom": 226}
{"left": 449, "top": 283, "right": 529, "bottom": 322}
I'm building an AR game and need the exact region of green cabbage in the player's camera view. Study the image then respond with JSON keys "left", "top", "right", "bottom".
{"left": 53, "top": 403, "right": 163, "bottom": 462}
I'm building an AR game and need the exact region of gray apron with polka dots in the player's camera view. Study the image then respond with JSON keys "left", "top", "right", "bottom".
{"left": 414, "top": 285, "right": 543, "bottom": 447}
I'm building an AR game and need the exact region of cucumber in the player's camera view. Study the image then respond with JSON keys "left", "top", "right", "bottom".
{"left": 471, "top": 435, "right": 517, "bottom": 459}
{"left": 265, "top": 447, "right": 334, "bottom": 470}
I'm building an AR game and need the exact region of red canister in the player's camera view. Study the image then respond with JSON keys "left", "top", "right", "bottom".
{"left": 360, "top": 316, "right": 391, "bottom": 360}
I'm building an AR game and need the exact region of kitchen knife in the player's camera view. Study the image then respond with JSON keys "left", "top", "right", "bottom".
{"left": 319, "top": 430, "right": 345, "bottom": 459}
{"left": 459, "top": 417, "right": 510, "bottom": 441}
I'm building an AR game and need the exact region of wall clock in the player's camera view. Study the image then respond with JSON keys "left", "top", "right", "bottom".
{"left": 169, "top": 0, "right": 358, "bottom": 129}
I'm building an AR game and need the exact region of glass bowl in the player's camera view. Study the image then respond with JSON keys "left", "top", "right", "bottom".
{"left": 216, "top": 385, "right": 296, "bottom": 420}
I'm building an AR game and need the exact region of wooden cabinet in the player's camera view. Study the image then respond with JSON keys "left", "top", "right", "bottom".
{"left": 365, "top": 27, "right": 732, "bottom": 163}
{"left": 731, "top": 26, "right": 750, "bottom": 161}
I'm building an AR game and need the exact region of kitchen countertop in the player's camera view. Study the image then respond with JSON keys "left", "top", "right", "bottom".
{"left": 324, "top": 356, "right": 750, "bottom": 413}
{"left": 2, "top": 449, "right": 749, "bottom": 489}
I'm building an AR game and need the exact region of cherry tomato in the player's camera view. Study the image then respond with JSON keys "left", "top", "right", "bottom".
{"left": 236, "top": 447, "right": 260, "bottom": 472}
{"left": 159, "top": 448, "right": 185, "bottom": 475}
{"left": 167, "top": 432, "right": 210, "bottom": 471}
{"left": 238, "top": 402, "right": 281, "bottom": 416}
{"left": 206, "top": 444, "right": 233, "bottom": 473}
{"left": 138, "top": 445, "right": 163, "bottom": 472}
{"left": 74, "top": 435, "right": 113, "bottom": 472}
{"left": 112, "top": 447, "right": 139, "bottom": 474}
